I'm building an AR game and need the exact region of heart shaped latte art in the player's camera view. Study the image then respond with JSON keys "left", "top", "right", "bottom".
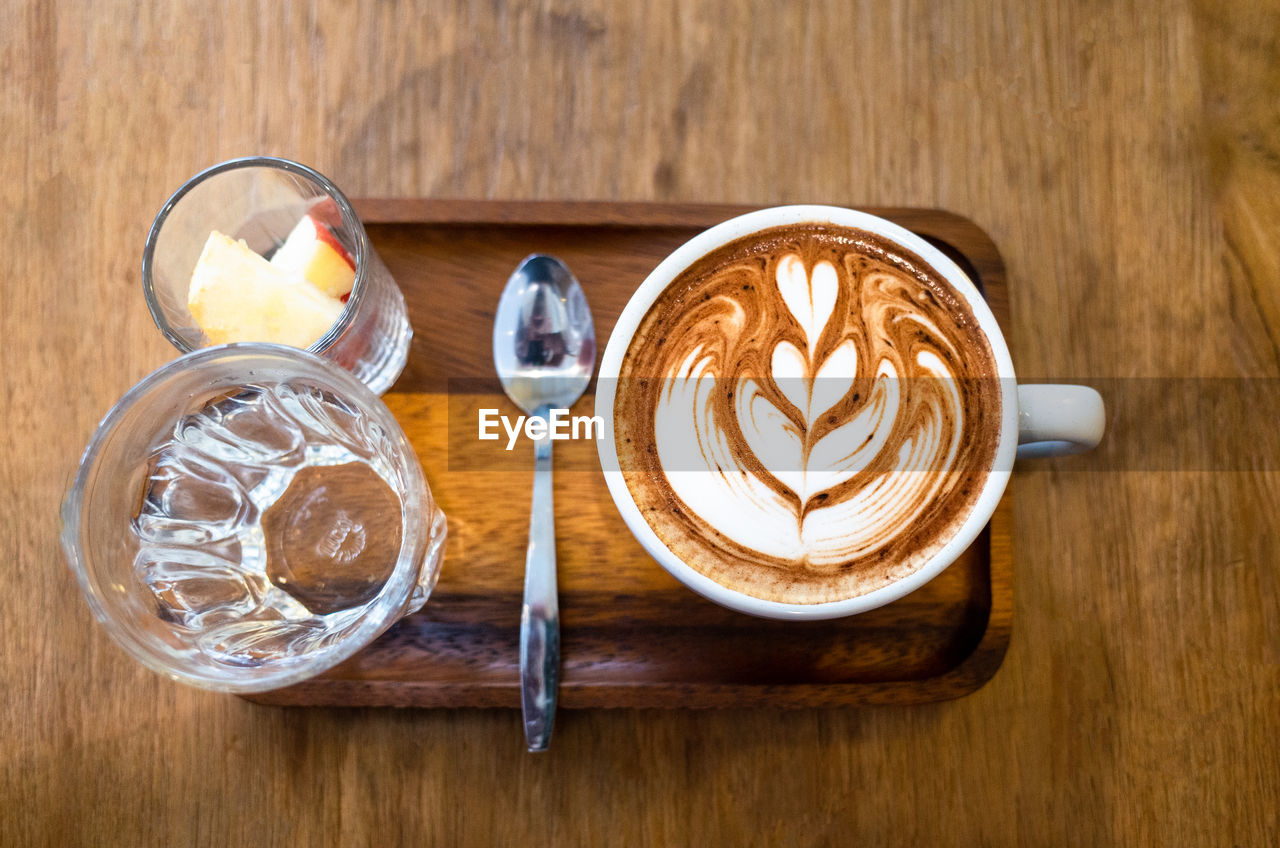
{"left": 615, "top": 225, "right": 1000, "bottom": 604}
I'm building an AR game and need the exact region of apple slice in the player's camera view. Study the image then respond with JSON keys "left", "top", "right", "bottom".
{"left": 188, "top": 231, "right": 345, "bottom": 349}
{"left": 269, "top": 215, "right": 356, "bottom": 298}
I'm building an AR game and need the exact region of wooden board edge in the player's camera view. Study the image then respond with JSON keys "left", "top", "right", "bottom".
{"left": 352, "top": 198, "right": 984, "bottom": 238}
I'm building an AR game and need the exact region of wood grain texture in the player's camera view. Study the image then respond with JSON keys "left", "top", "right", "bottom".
{"left": 243, "top": 202, "right": 1013, "bottom": 709}
{"left": 3, "top": 1, "right": 1277, "bottom": 845}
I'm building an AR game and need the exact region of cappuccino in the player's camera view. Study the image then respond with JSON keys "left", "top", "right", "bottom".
{"left": 613, "top": 223, "right": 1001, "bottom": 604}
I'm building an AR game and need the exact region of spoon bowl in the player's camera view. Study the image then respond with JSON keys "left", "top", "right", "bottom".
{"left": 493, "top": 254, "right": 595, "bottom": 414}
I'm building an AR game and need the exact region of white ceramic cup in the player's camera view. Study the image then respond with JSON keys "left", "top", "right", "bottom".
{"left": 595, "top": 205, "right": 1104, "bottom": 620}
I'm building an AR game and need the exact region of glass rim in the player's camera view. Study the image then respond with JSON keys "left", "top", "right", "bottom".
{"left": 141, "top": 156, "right": 371, "bottom": 357}
{"left": 60, "top": 342, "right": 428, "bottom": 693}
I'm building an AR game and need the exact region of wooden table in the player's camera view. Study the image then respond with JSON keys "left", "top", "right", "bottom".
{"left": 4, "top": 2, "right": 1276, "bottom": 844}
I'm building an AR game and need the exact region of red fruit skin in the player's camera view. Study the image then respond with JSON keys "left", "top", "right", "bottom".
{"left": 311, "top": 220, "right": 356, "bottom": 271}
{"left": 306, "top": 197, "right": 344, "bottom": 231}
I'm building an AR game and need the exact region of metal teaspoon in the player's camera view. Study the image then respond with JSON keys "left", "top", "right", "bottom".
{"left": 492, "top": 254, "right": 596, "bottom": 751}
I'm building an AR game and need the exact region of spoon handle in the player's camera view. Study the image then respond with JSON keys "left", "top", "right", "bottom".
{"left": 521, "top": 404, "right": 559, "bottom": 751}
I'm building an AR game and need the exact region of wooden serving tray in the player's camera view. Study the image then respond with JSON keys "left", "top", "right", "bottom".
{"left": 246, "top": 200, "right": 1012, "bottom": 709}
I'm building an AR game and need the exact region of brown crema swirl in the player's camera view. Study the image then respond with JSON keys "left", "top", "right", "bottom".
{"left": 614, "top": 223, "right": 1002, "bottom": 604}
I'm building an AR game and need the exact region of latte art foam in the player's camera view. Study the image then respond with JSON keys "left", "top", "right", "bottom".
{"left": 614, "top": 224, "right": 1001, "bottom": 604}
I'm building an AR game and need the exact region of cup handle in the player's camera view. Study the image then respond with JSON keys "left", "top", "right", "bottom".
{"left": 1016, "top": 384, "right": 1106, "bottom": 459}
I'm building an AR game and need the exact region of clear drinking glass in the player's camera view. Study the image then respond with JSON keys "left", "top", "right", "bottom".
{"left": 143, "top": 157, "right": 412, "bottom": 395}
{"left": 61, "top": 344, "right": 446, "bottom": 693}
